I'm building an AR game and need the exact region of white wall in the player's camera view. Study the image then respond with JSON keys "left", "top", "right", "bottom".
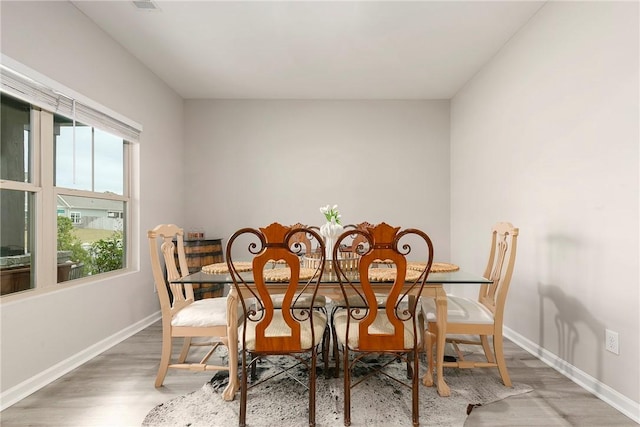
{"left": 450, "top": 0, "right": 639, "bottom": 410}
{"left": 183, "top": 99, "right": 451, "bottom": 260}
{"left": 0, "top": 1, "right": 183, "bottom": 398}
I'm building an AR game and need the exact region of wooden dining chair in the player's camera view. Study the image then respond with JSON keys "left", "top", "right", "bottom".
{"left": 421, "top": 222, "right": 519, "bottom": 389}
{"left": 284, "top": 222, "right": 331, "bottom": 374}
{"left": 226, "top": 222, "right": 328, "bottom": 427}
{"left": 266, "top": 222, "right": 330, "bottom": 377}
{"left": 289, "top": 222, "right": 315, "bottom": 254}
{"left": 287, "top": 223, "right": 327, "bottom": 309}
{"left": 332, "top": 222, "right": 434, "bottom": 427}
{"left": 329, "top": 221, "right": 395, "bottom": 377}
{"left": 147, "top": 224, "right": 234, "bottom": 388}
{"left": 340, "top": 221, "right": 373, "bottom": 257}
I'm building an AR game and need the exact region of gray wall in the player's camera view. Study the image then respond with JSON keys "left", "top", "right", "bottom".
{"left": 450, "top": 1, "right": 639, "bottom": 406}
{"left": 183, "top": 99, "right": 451, "bottom": 260}
{"left": 0, "top": 1, "right": 183, "bottom": 396}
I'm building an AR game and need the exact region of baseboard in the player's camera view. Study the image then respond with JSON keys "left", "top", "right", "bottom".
{"left": 504, "top": 326, "right": 640, "bottom": 424}
{"left": 0, "top": 311, "right": 161, "bottom": 411}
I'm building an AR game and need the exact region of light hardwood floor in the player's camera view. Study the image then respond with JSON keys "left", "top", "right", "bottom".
{"left": 1, "top": 320, "right": 636, "bottom": 426}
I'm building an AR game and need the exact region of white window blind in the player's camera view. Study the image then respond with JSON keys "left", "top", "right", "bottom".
{"left": 0, "top": 63, "right": 142, "bottom": 142}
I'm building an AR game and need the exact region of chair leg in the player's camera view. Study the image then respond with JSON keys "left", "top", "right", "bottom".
{"left": 412, "top": 348, "right": 420, "bottom": 427}
{"left": 250, "top": 352, "right": 257, "bottom": 381}
{"left": 155, "top": 330, "right": 172, "bottom": 388}
{"left": 322, "top": 325, "right": 331, "bottom": 378}
{"left": 309, "top": 350, "right": 317, "bottom": 427}
{"left": 332, "top": 332, "right": 340, "bottom": 378}
{"left": 239, "top": 351, "right": 248, "bottom": 427}
{"left": 493, "top": 334, "right": 512, "bottom": 387}
{"left": 343, "top": 347, "right": 351, "bottom": 426}
{"left": 178, "top": 337, "right": 191, "bottom": 363}
{"left": 331, "top": 308, "right": 340, "bottom": 378}
{"left": 480, "top": 335, "right": 495, "bottom": 363}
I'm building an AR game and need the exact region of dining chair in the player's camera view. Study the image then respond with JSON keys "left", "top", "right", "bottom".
{"left": 329, "top": 221, "right": 395, "bottom": 377}
{"left": 340, "top": 221, "right": 373, "bottom": 257}
{"left": 289, "top": 222, "right": 314, "bottom": 254}
{"left": 421, "top": 222, "right": 519, "bottom": 389}
{"left": 287, "top": 223, "right": 327, "bottom": 309}
{"left": 226, "top": 222, "right": 328, "bottom": 427}
{"left": 332, "top": 222, "right": 434, "bottom": 427}
{"left": 259, "top": 222, "right": 329, "bottom": 379}
{"left": 147, "top": 224, "right": 234, "bottom": 388}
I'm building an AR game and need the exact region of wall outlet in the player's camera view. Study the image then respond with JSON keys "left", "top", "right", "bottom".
{"left": 605, "top": 329, "right": 619, "bottom": 355}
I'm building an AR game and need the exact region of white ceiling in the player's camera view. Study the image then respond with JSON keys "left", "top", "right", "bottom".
{"left": 72, "top": 1, "right": 545, "bottom": 100}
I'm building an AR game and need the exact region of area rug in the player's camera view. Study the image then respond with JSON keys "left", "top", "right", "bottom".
{"left": 143, "top": 356, "right": 532, "bottom": 427}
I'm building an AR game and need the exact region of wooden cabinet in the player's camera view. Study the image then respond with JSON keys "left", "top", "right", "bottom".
{"left": 176, "top": 238, "right": 224, "bottom": 299}
{"left": 180, "top": 238, "right": 223, "bottom": 273}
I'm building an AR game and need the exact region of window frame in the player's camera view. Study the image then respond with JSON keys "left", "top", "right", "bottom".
{"left": 0, "top": 59, "right": 140, "bottom": 300}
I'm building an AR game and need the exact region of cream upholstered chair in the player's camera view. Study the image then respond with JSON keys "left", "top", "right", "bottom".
{"left": 421, "top": 222, "right": 519, "bottom": 388}
{"left": 226, "top": 222, "right": 328, "bottom": 427}
{"left": 148, "top": 224, "right": 233, "bottom": 388}
{"left": 332, "top": 222, "right": 434, "bottom": 427}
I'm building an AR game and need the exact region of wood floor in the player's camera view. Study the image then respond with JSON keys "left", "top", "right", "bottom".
{"left": 1, "top": 320, "right": 635, "bottom": 427}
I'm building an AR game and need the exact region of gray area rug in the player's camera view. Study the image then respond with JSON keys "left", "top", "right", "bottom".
{"left": 143, "top": 355, "right": 532, "bottom": 427}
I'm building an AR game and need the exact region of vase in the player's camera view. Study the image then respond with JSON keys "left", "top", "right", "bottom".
{"left": 319, "top": 219, "right": 343, "bottom": 260}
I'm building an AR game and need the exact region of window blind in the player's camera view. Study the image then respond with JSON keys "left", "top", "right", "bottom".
{"left": 0, "top": 64, "right": 142, "bottom": 142}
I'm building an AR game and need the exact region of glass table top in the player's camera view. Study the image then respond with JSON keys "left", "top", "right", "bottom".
{"left": 172, "top": 267, "right": 491, "bottom": 285}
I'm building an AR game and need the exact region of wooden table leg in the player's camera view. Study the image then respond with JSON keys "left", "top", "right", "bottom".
{"left": 222, "top": 289, "right": 239, "bottom": 401}
{"left": 434, "top": 286, "right": 451, "bottom": 397}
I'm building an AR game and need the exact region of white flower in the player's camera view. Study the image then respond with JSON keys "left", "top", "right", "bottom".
{"left": 320, "top": 204, "right": 341, "bottom": 224}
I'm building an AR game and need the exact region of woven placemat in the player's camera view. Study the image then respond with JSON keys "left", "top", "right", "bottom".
{"left": 262, "top": 267, "right": 317, "bottom": 282}
{"left": 201, "top": 262, "right": 252, "bottom": 274}
{"left": 368, "top": 267, "right": 422, "bottom": 282}
{"left": 406, "top": 262, "right": 459, "bottom": 273}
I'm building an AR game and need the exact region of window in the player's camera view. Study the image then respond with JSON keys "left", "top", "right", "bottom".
{"left": 1, "top": 62, "right": 141, "bottom": 297}
{"left": 54, "top": 112, "right": 129, "bottom": 283}
{"left": 0, "top": 189, "right": 36, "bottom": 295}
{"left": 54, "top": 115, "right": 125, "bottom": 195}
{"left": 70, "top": 212, "right": 82, "bottom": 224}
{"left": 1, "top": 95, "right": 36, "bottom": 295}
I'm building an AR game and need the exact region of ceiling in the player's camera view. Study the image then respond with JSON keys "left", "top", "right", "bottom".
{"left": 72, "top": 1, "right": 545, "bottom": 100}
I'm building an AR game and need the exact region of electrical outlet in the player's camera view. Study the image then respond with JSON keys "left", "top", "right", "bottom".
{"left": 605, "top": 329, "right": 619, "bottom": 355}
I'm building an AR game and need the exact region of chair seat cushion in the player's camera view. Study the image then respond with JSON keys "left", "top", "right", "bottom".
{"left": 421, "top": 295, "right": 494, "bottom": 324}
{"left": 333, "top": 308, "right": 420, "bottom": 350}
{"left": 171, "top": 297, "right": 230, "bottom": 328}
{"left": 240, "top": 309, "right": 328, "bottom": 351}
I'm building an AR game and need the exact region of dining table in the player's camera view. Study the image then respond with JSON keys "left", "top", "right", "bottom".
{"left": 172, "top": 263, "right": 491, "bottom": 400}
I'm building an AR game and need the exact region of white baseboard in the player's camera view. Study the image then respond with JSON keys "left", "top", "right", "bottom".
{"left": 0, "top": 311, "right": 161, "bottom": 411}
{"left": 504, "top": 326, "right": 640, "bottom": 424}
